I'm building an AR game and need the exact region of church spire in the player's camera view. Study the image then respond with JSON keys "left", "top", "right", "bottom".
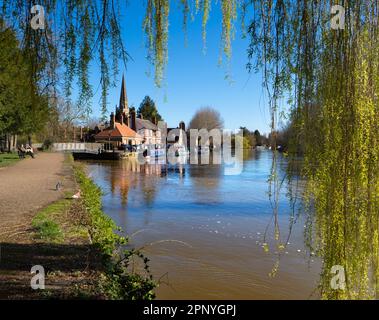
{"left": 119, "top": 74, "right": 129, "bottom": 115}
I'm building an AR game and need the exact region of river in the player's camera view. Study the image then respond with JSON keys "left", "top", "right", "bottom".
{"left": 86, "top": 149, "right": 321, "bottom": 299}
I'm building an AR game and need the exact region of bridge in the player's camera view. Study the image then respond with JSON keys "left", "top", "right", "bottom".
{"left": 52, "top": 143, "right": 103, "bottom": 154}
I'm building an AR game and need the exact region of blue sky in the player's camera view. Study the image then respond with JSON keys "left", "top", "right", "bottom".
{"left": 89, "top": 1, "right": 271, "bottom": 134}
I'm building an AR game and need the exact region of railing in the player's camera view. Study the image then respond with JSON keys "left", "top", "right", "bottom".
{"left": 52, "top": 143, "right": 102, "bottom": 154}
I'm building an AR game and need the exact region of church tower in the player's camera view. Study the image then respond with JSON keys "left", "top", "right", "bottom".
{"left": 119, "top": 74, "right": 129, "bottom": 117}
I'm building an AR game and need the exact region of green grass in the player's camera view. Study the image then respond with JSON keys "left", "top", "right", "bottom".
{"left": 0, "top": 153, "right": 20, "bottom": 167}
{"left": 33, "top": 220, "right": 63, "bottom": 241}
{"left": 32, "top": 200, "right": 70, "bottom": 242}
{"left": 73, "top": 164, "right": 126, "bottom": 256}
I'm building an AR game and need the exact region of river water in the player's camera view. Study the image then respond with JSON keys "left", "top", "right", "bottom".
{"left": 86, "top": 150, "right": 321, "bottom": 299}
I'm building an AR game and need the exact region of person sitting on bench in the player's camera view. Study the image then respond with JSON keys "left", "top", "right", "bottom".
{"left": 25, "top": 144, "right": 35, "bottom": 159}
{"left": 17, "top": 145, "right": 26, "bottom": 159}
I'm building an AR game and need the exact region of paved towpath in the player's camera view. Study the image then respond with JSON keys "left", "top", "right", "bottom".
{"left": 0, "top": 153, "right": 64, "bottom": 242}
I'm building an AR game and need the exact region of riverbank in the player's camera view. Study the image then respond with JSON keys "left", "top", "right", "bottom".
{"left": 0, "top": 153, "right": 155, "bottom": 299}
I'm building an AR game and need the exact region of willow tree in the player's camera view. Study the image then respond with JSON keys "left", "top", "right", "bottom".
{"left": 239, "top": 0, "right": 379, "bottom": 299}
{"left": 1, "top": 0, "right": 130, "bottom": 120}
{"left": 303, "top": 2, "right": 379, "bottom": 299}
{"left": 0, "top": 0, "right": 237, "bottom": 116}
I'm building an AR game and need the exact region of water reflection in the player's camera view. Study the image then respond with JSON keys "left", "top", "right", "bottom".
{"left": 86, "top": 150, "right": 321, "bottom": 299}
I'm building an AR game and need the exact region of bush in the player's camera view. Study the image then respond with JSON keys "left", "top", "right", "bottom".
{"left": 42, "top": 138, "right": 54, "bottom": 150}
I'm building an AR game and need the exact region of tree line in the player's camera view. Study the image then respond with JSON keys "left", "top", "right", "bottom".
{"left": 0, "top": 20, "right": 49, "bottom": 152}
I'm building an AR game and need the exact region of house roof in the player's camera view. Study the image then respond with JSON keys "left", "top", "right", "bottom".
{"left": 95, "top": 122, "right": 140, "bottom": 140}
{"left": 136, "top": 118, "right": 158, "bottom": 131}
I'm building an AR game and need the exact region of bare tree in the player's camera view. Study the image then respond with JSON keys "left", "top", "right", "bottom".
{"left": 84, "top": 117, "right": 102, "bottom": 130}
{"left": 188, "top": 107, "right": 224, "bottom": 130}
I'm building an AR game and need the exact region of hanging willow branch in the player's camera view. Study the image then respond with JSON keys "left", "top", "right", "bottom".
{"left": 143, "top": 0, "right": 170, "bottom": 87}
{"left": 143, "top": 0, "right": 237, "bottom": 86}
{"left": 1, "top": 0, "right": 239, "bottom": 109}
{"left": 242, "top": 0, "right": 379, "bottom": 299}
{"left": 0, "top": 0, "right": 130, "bottom": 120}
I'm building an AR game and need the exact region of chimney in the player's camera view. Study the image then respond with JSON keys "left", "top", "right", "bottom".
{"left": 153, "top": 116, "right": 157, "bottom": 125}
{"left": 131, "top": 109, "right": 137, "bottom": 132}
{"left": 110, "top": 112, "right": 115, "bottom": 129}
{"left": 179, "top": 121, "right": 186, "bottom": 132}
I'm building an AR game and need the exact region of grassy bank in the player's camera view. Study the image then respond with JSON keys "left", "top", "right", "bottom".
{"left": 74, "top": 164, "right": 155, "bottom": 300}
{"left": 73, "top": 163, "right": 156, "bottom": 299}
{"left": 30, "top": 157, "right": 156, "bottom": 299}
{"left": 32, "top": 200, "right": 68, "bottom": 242}
{"left": 0, "top": 153, "right": 20, "bottom": 168}
{"left": 32, "top": 198, "right": 89, "bottom": 244}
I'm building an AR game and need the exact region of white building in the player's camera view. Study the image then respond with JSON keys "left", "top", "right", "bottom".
{"left": 136, "top": 117, "right": 162, "bottom": 146}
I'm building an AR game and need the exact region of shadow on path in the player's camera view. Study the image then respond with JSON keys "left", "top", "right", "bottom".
{"left": 0, "top": 242, "right": 104, "bottom": 299}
